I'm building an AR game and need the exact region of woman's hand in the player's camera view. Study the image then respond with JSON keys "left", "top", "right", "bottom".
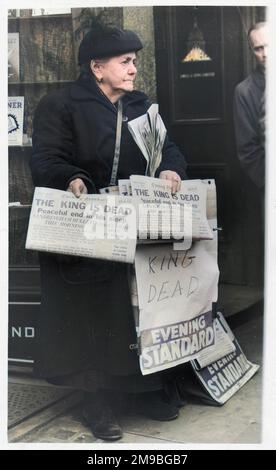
{"left": 67, "top": 178, "right": 88, "bottom": 198}
{"left": 159, "top": 170, "right": 181, "bottom": 194}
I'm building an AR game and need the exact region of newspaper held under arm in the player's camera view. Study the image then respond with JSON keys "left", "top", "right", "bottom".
{"left": 128, "top": 104, "right": 167, "bottom": 177}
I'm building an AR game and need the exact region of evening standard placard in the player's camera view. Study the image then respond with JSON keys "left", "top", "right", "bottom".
{"left": 190, "top": 312, "right": 260, "bottom": 404}
{"left": 130, "top": 175, "right": 213, "bottom": 241}
{"left": 194, "top": 316, "right": 236, "bottom": 369}
{"left": 135, "top": 238, "right": 219, "bottom": 375}
{"left": 26, "top": 187, "right": 136, "bottom": 263}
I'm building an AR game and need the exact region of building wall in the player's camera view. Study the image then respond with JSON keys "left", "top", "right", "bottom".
{"left": 123, "top": 6, "right": 157, "bottom": 102}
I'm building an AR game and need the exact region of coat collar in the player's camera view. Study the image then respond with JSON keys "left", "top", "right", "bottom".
{"left": 252, "top": 66, "right": 266, "bottom": 90}
{"left": 70, "top": 71, "right": 148, "bottom": 111}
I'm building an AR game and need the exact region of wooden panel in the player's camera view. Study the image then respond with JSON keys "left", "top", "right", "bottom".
{"left": 9, "top": 17, "right": 76, "bottom": 82}
{"left": 9, "top": 268, "right": 41, "bottom": 302}
{"left": 168, "top": 6, "right": 225, "bottom": 124}
{"left": 9, "top": 207, "right": 38, "bottom": 267}
{"left": 9, "top": 147, "right": 33, "bottom": 204}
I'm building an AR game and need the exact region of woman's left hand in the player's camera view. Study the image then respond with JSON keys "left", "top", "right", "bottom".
{"left": 159, "top": 170, "right": 181, "bottom": 194}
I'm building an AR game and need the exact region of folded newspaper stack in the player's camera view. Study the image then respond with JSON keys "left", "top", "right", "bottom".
{"left": 127, "top": 104, "right": 167, "bottom": 177}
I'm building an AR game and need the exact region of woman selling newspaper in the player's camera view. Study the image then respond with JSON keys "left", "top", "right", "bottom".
{"left": 29, "top": 16, "right": 187, "bottom": 442}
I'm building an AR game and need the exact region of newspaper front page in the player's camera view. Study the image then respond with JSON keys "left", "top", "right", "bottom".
{"left": 129, "top": 175, "right": 213, "bottom": 241}
{"left": 26, "top": 187, "right": 137, "bottom": 263}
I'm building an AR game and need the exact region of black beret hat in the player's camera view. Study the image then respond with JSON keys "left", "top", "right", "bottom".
{"left": 78, "top": 25, "right": 143, "bottom": 64}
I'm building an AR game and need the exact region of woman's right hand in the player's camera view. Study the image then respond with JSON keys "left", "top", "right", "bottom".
{"left": 67, "top": 178, "right": 88, "bottom": 198}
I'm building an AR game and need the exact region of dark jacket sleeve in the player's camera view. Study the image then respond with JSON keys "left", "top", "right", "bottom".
{"left": 233, "top": 85, "right": 265, "bottom": 189}
{"left": 30, "top": 92, "right": 95, "bottom": 192}
{"left": 155, "top": 134, "right": 188, "bottom": 180}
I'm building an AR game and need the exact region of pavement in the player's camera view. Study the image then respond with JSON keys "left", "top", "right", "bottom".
{"left": 8, "top": 303, "right": 263, "bottom": 446}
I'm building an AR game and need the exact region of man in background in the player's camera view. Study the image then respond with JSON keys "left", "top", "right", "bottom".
{"left": 233, "top": 21, "right": 267, "bottom": 191}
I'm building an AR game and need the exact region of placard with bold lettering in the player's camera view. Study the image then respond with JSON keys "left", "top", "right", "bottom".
{"left": 8, "top": 96, "right": 24, "bottom": 146}
{"left": 190, "top": 312, "right": 260, "bottom": 404}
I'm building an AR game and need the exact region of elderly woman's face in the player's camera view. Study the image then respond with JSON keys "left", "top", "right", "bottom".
{"left": 94, "top": 52, "right": 138, "bottom": 99}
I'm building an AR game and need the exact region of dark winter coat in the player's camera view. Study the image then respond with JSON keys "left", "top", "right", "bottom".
{"left": 233, "top": 66, "right": 265, "bottom": 189}
{"left": 30, "top": 70, "right": 187, "bottom": 379}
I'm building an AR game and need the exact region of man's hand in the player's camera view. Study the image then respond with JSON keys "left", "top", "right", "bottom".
{"left": 67, "top": 178, "right": 88, "bottom": 198}
{"left": 159, "top": 170, "right": 181, "bottom": 194}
